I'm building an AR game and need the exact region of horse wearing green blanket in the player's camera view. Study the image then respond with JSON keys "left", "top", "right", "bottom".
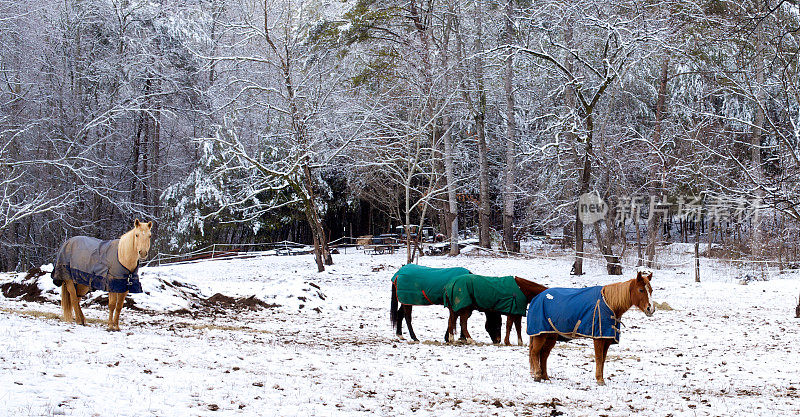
{"left": 443, "top": 274, "right": 548, "bottom": 345}
{"left": 390, "top": 264, "right": 502, "bottom": 342}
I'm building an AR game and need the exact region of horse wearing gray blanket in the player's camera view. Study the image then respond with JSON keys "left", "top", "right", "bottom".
{"left": 52, "top": 219, "right": 152, "bottom": 331}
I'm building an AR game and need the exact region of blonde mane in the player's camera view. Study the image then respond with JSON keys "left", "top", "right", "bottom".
{"left": 601, "top": 279, "right": 632, "bottom": 316}
{"left": 117, "top": 229, "right": 138, "bottom": 272}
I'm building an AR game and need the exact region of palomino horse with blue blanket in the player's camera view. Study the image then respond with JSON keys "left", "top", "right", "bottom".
{"left": 527, "top": 270, "right": 655, "bottom": 385}
{"left": 391, "top": 264, "right": 503, "bottom": 342}
{"left": 443, "top": 274, "right": 548, "bottom": 345}
{"left": 52, "top": 219, "right": 152, "bottom": 331}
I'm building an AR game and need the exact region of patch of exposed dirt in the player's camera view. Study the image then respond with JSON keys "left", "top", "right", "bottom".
{"left": 202, "top": 293, "right": 280, "bottom": 312}
{"left": 0, "top": 267, "right": 50, "bottom": 303}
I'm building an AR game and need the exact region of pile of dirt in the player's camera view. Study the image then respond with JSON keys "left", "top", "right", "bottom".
{"left": 0, "top": 268, "right": 50, "bottom": 303}
{"left": 202, "top": 293, "right": 280, "bottom": 312}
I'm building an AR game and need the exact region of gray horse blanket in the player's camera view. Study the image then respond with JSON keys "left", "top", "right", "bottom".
{"left": 526, "top": 286, "right": 620, "bottom": 344}
{"left": 52, "top": 236, "right": 142, "bottom": 293}
{"left": 443, "top": 274, "right": 528, "bottom": 316}
{"left": 392, "top": 264, "right": 471, "bottom": 305}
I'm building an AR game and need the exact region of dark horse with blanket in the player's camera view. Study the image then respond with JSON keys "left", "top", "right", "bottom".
{"left": 443, "top": 274, "right": 547, "bottom": 345}
{"left": 527, "top": 270, "right": 655, "bottom": 385}
{"left": 391, "top": 264, "right": 503, "bottom": 343}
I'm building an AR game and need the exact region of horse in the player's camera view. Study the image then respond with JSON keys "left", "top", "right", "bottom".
{"left": 390, "top": 264, "right": 503, "bottom": 343}
{"left": 51, "top": 219, "right": 152, "bottom": 331}
{"left": 527, "top": 270, "right": 655, "bottom": 385}
{"left": 443, "top": 274, "right": 548, "bottom": 345}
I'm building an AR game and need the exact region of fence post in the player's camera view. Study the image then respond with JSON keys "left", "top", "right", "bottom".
{"left": 694, "top": 240, "right": 700, "bottom": 283}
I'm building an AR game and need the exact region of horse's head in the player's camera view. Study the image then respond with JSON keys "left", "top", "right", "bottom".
{"left": 133, "top": 219, "right": 153, "bottom": 260}
{"left": 484, "top": 312, "right": 502, "bottom": 344}
{"left": 631, "top": 270, "right": 655, "bottom": 317}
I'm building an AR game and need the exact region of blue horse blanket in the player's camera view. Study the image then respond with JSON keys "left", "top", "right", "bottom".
{"left": 52, "top": 236, "right": 142, "bottom": 293}
{"left": 526, "top": 286, "right": 620, "bottom": 344}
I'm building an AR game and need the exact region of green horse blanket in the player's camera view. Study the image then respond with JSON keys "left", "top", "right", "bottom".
{"left": 443, "top": 274, "right": 527, "bottom": 316}
{"left": 391, "top": 264, "right": 471, "bottom": 305}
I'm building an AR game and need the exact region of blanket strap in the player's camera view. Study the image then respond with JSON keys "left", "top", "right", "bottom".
{"left": 592, "top": 299, "right": 601, "bottom": 338}
{"left": 547, "top": 318, "right": 582, "bottom": 339}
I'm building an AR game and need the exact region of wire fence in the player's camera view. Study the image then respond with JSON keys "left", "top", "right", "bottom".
{"left": 144, "top": 237, "right": 798, "bottom": 279}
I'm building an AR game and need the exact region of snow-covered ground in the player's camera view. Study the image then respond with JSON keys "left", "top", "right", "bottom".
{"left": 1, "top": 250, "right": 799, "bottom": 416}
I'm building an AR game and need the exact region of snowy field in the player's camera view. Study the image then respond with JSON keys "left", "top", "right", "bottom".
{"left": 1, "top": 249, "right": 799, "bottom": 416}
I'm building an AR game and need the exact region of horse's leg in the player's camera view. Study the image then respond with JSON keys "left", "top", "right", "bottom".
{"left": 529, "top": 335, "right": 546, "bottom": 381}
{"left": 113, "top": 291, "right": 128, "bottom": 331}
{"left": 445, "top": 309, "right": 458, "bottom": 343}
{"left": 460, "top": 310, "right": 474, "bottom": 344}
{"left": 515, "top": 315, "right": 523, "bottom": 346}
{"left": 65, "top": 280, "right": 85, "bottom": 326}
{"left": 504, "top": 315, "right": 513, "bottom": 346}
{"left": 539, "top": 335, "right": 557, "bottom": 380}
{"left": 60, "top": 283, "right": 73, "bottom": 322}
{"left": 107, "top": 293, "right": 118, "bottom": 330}
{"left": 458, "top": 309, "right": 473, "bottom": 340}
{"left": 74, "top": 284, "right": 89, "bottom": 325}
{"left": 404, "top": 305, "right": 418, "bottom": 342}
{"left": 593, "top": 338, "right": 612, "bottom": 385}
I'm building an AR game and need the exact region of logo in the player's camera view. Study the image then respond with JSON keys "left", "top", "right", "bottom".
{"left": 578, "top": 191, "right": 608, "bottom": 225}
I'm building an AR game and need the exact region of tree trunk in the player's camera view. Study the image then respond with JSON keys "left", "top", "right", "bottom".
{"left": 751, "top": 15, "right": 766, "bottom": 259}
{"left": 562, "top": 21, "right": 585, "bottom": 276}
{"left": 474, "top": 1, "right": 491, "bottom": 249}
{"left": 635, "top": 213, "right": 643, "bottom": 267}
{"left": 573, "top": 137, "right": 592, "bottom": 275}
{"left": 502, "top": 0, "right": 516, "bottom": 253}
{"left": 592, "top": 221, "right": 622, "bottom": 275}
{"left": 443, "top": 121, "right": 460, "bottom": 256}
{"left": 645, "top": 57, "right": 669, "bottom": 268}
{"left": 439, "top": 11, "right": 458, "bottom": 256}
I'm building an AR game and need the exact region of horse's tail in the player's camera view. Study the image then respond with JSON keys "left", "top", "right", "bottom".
{"left": 390, "top": 281, "right": 399, "bottom": 326}
{"left": 52, "top": 239, "right": 70, "bottom": 287}
{"left": 60, "top": 283, "right": 72, "bottom": 322}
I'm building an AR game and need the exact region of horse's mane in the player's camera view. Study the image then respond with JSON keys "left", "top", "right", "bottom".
{"left": 117, "top": 227, "right": 138, "bottom": 271}
{"left": 514, "top": 277, "right": 548, "bottom": 301}
{"left": 602, "top": 279, "right": 632, "bottom": 316}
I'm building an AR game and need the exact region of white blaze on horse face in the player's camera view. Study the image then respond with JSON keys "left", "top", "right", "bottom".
{"left": 645, "top": 285, "right": 655, "bottom": 316}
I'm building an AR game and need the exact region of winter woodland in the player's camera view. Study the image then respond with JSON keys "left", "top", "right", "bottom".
{"left": 2, "top": 0, "right": 800, "bottom": 273}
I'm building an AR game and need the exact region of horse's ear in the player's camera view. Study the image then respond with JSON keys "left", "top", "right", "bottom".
{"left": 147, "top": 221, "right": 153, "bottom": 230}
{"left": 134, "top": 219, "right": 141, "bottom": 227}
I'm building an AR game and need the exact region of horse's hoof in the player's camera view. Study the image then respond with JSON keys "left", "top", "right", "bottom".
{"left": 466, "top": 338, "right": 475, "bottom": 345}
{"left": 596, "top": 379, "right": 606, "bottom": 386}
